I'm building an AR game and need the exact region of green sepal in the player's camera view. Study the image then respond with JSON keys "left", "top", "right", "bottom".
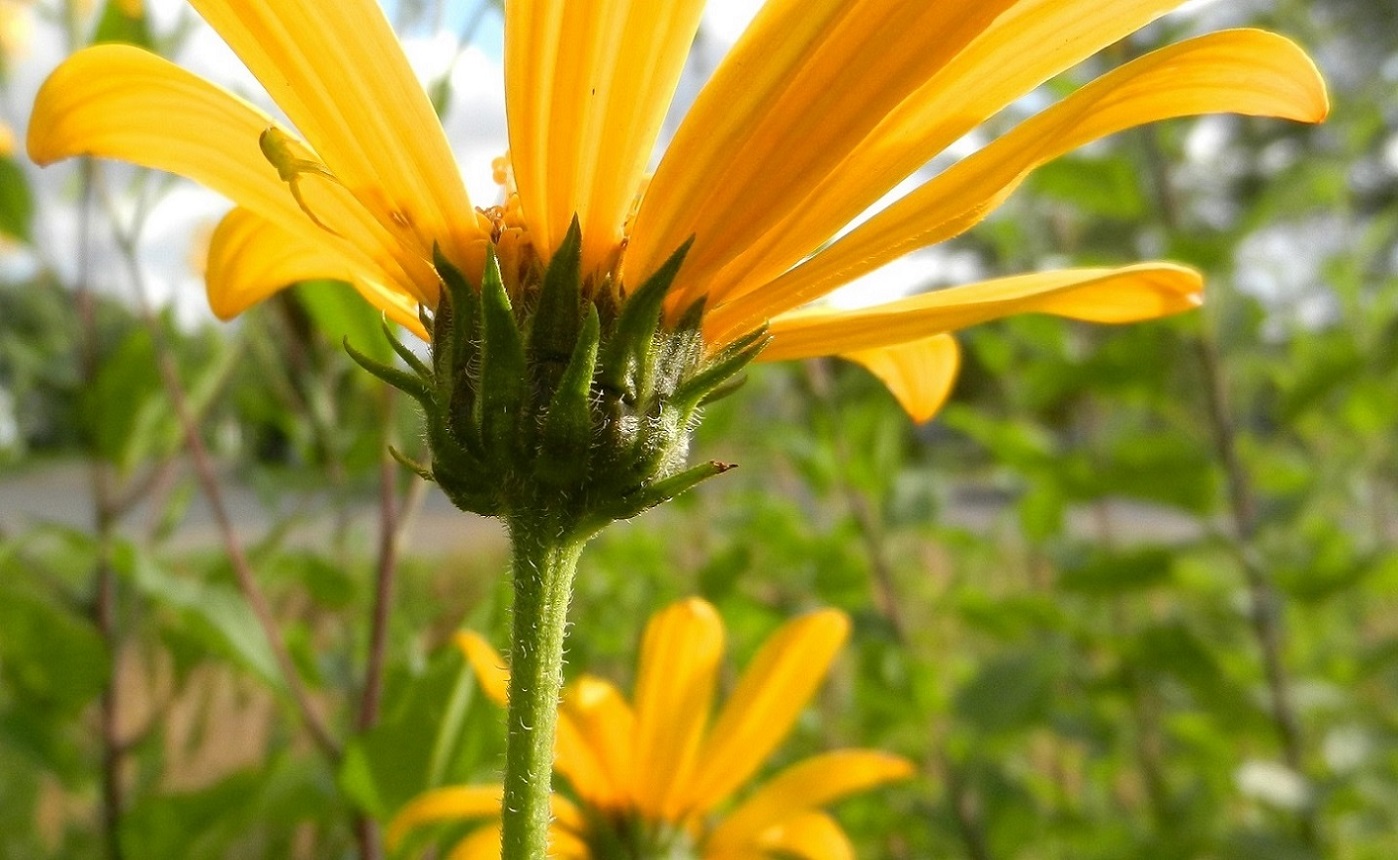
{"left": 598, "top": 237, "right": 693, "bottom": 400}
{"left": 671, "top": 327, "right": 769, "bottom": 412}
{"left": 344, "top": 337, "right": 433, "bottom": 406}
{"left": 380, "top": 314, "right": 432, "bottom": 381}
{"left": 434, "top": 245, "right": 482, "bottom": 374}
{"left": 388, "top": 445, "right": 434, "bottom": 482}
{"left": 528, "top": 216, "right": 584, "bottom": 367}
{"left": 535, "top": 304, "right": 601, "bottom": 487}
{"left": 475, "top": 249, "right": 527, "bottom": 460}
{"left": 590, "top": 460, "right": 734, "bottom": 525}
{"left": 697, "top": 374, "right": 749, "bottom": 407}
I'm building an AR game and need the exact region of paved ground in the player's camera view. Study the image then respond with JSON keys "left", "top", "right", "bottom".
{"left": 0, "top": 461, "right": 1204, "bottom": 556}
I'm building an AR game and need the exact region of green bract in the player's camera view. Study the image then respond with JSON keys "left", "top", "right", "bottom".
{"left": 347, "top": 220, "right": 768, "bottom": 536}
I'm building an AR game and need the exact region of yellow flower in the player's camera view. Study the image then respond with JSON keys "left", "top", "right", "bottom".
{"left": 0, "top": 120, "right": 14, "bottom": 159}
{"left": 390, "top": 599, "right": 910, "bottom": 859}
{"left": 26, "top": 0, "right": 1326, "bottom": 420}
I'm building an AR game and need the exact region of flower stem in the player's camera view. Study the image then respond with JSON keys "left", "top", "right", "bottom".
{"left": 500, "top": 516, "right": 587, "bottom": 860}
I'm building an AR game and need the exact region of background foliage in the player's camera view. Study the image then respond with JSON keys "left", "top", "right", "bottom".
{"left": 1, "top": 0, "right": 1395, "bottom": 858}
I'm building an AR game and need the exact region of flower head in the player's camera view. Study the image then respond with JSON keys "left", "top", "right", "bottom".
{"left": 28, "top": 0, "right": 1327, "bottom": 422}
{"left": 391, "top": 598, "right": 911, "bottom": 859}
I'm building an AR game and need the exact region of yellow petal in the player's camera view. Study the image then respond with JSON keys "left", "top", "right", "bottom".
{"left": 504, "top": 0, "right": 706, "bottom": 273}
{"left": 445, "top": 824, "right": 499, "bottom": 860}
{"left": 755, "top": 812, "right": 855, "bottom": 860}
{"left": 206, "top": 208, "right": 427, "bottom": 339}
{"left": 759, "top": 265, "right": 1202, "bottom": 364}
{"left": 27, "top": 45, "right": 431, "bottom": 308}
{"left": 631, "top": 598, "right": 725, "bottom": 819}
{"left": 683, "top": 611, "right": 849, "bottom": 814}
{"left": 558, "top": 675, "right": 637, "bottom": 809}
{"left": 711, "top": 29, "right": 1326, "bottom": 335}
{"left": 0, "top": 120, "right": 14, "bottom": 157}
{"left": 628, "top": 0, "right": 1019, "bottom": 310}
{"left": 454, "top": 631, "right": 510, "bottom": 708}
{"left": 702, "top": 0, "right": 1193, "bottom": 307}
{"left": 386, "top": 785, "right": 502, "bottom": 852}
{"left": 550, "top": 794, "right": 587, "bottom": 838}
{"left": 554, "top": 698, "right": 621, "bottom": 811}
{"left": 842, "top": 335, "right": 961, "bottom": 423}
{"left": 185, "top": 0, "right": 479, "bottom": 271}
{"left": 706, "top": 751, "right": 915, "bottom": 851}
{"left": 29, "top": 46, "right": 285, "bottom": 222}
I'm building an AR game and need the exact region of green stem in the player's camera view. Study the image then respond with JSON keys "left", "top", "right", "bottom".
{"left": 500, "top": 517, "right": 587, "bottom": 860}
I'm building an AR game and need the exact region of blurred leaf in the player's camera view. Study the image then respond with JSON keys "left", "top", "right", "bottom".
{"left": 112, "top": 542, "right": 282, "bottom": 685}
{"left": 1028, "top": 154, "right": 1148, "bottom": 219}
{"left": 697, "top": 543, "right": 750, "bottom": 602}
{"left": 0, "top": 158, "right": 33, "bottom": 243}
{"left": 1058, "top": 547, "right": 1174, "bottom": 594}
{"left": 340, "top": 643, "right": 492, "bottom": 819}
{"left": 296, "top": 280, "right": 397, "bottom": 365}
{"left": 954, "top": 652, "right": 1057, "bottom": 735}
{"left": 0, "top": 582, "right": 108, "bottom": 713}
{"left": 91, "top": 0, "right": 152, "bottom": 48}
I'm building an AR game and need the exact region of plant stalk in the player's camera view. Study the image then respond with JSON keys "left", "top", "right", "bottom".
{"left": 499, "top": 518, "right": 587, "bottom": 860}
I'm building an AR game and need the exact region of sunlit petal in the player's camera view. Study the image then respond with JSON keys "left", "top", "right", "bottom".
{"left": 703, "top": 0, "right": 1193, "bottom": 305}
{"left": 185, "top": 0, "right": 480, "bottom": 271}
{"left": 629, "top": 0, "right": 1019, "bottom": 309}
{"left": 632, "top": 598, "right": 724, "bottom": 818}
{"left": 27, "top": 45, "right": 435, "bottom": 307}
{"left": 684, "top": 611, "right": 849, "bottom": 814}
{"left": 504, "top": 0, "right": 705, "bottom": 273}
{"left": 205, "top": 208, "right": 426, "bottom": 338}
{"left": 711, "top": 29, "right": 1326, "bottom": 335}
{"left": 760, "top": 265, "right": 1202, "bottom": 363}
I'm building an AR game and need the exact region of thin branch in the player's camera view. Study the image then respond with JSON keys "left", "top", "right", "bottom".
{"left": 803, "top": 360, "right": 908, "bottom": 640}
{"left": 95, "top": 176, "right": 341, "bottom": 762}
{"left": 359, "top": 388, "right": 403, "bottom": 733}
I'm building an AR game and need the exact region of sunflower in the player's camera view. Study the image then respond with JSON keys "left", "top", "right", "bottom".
{"left": 389, "top": 599, "right": 910, "bottom": 859}
{"left": 26, "top": 0, "right": 1326, "bottom": 420}
{"left": 27, "top": 4, "right": 1326, "bottom": 855}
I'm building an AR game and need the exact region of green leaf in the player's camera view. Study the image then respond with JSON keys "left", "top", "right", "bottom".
{"left": 80, "top": 328, "right": 163, "bottom": 468}
{"left": 0, "top": 158, "right": 33, "bottom": 243}
{"left": 0, "top": 582, "right": 108, "bottom": 713}
{"left": 339, "top": 643, "right": 493, "bottom": 819}
{"left": 90, "top": 0, "right": 153, "bottom": 48}
{"left": 1057, "top": 547, "right": 1174, "bottom": 594}
{"left": 954, "top": 652, "right": 1057, "bottom": 735}
{"left": 112, "top": 542, "right": 282, "bottom": 686}
{"left": 296, "top": 279, "right": 397, "bottom": 365}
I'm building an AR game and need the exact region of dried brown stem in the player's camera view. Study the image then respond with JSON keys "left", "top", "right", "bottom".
{"left": 97, "top": 179, "right": 341, "bottom": 762}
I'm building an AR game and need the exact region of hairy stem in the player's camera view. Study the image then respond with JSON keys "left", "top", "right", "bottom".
{"left": 499, "top": 518, "right": 586, "bottom": 860}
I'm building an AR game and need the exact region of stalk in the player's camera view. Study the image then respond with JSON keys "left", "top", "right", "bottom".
{"left": 499, "top": 518, "right": 587, "bottom": 860}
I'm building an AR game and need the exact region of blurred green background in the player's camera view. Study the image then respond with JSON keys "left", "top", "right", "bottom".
{"left": 1, "top": 0, "right": 1395, "bottom": 858}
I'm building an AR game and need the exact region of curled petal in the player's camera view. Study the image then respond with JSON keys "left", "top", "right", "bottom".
{"left": 842, "top": 335, "right": 961, "bottom": 423}
{"left": 761, "top": 265, "right": 1202, "bottom": 363}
